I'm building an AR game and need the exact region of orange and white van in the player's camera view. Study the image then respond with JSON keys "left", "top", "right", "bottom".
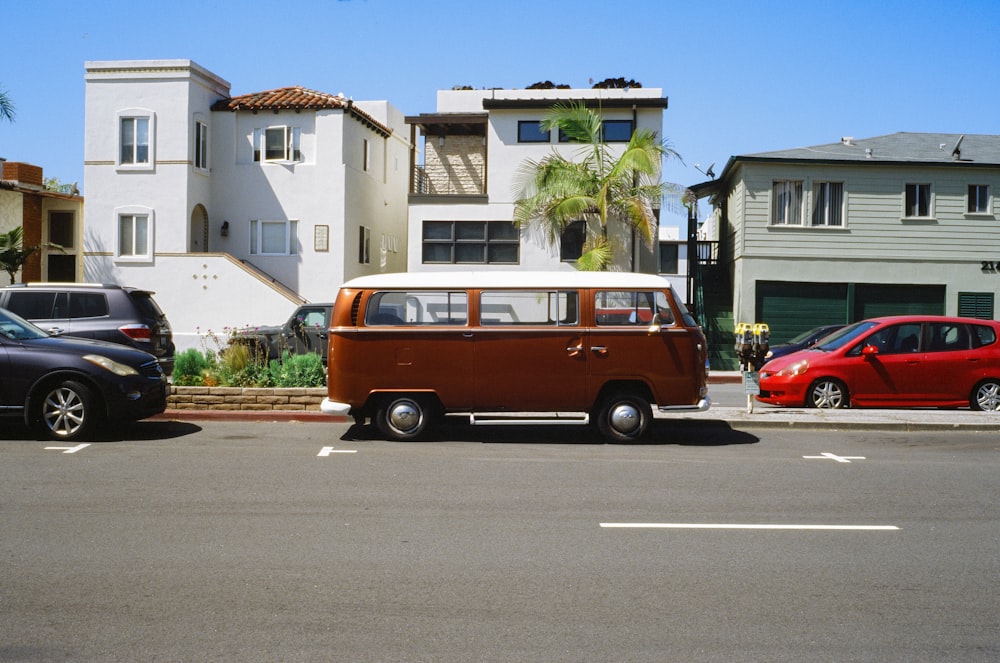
{"left": 321, "top": 271, "right": 710, "bottom": 441}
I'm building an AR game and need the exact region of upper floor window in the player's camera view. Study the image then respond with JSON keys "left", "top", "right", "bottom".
{"left": 194, "top": 120, "right": 209, "bottom": 171}
{"left": 659, "top": 243, "right": 679, "bottom": 274}
{"left": 249, "top": 219, "right": 298, "bottom": 256}
{"left": 422, "top": 220, "right": 519, "bottom": 264}
{"left": 968, "top": 184, "right": 990, "bottom": 214}
{"left": 253, "top": 126, "right": 302, "bottom": 162}
{"left": 363, "top": 139, "right": 371, "bottom": 172}
{"left": 905, "top": 183, "right": 932, "bottom": 218}
{"left": 119, "top": 115, "right": 151, "bottom": 166}
{"left": 359, "top": 226, "right": 371, "bottom": 264}
{"left": 601, "top": 120, "right": 634, "bottom": 142}
{"left": 559, "top": 120, "right": 635, "bottom": 143}
{"left": 812, "top": 182, "right": 844, "bottom": 226}
{"left": 518, "top": 121, "right": 550, "bottom": 143}
{"left": 771, "top": 180, "right": 803, "bottom": 225}
{"left": 560, "top": 220, "right": 586, "bottom": 262}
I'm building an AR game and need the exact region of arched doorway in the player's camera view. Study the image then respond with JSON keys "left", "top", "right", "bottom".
{"left": 190, "top": 204, "right": 209, "bottom": 252}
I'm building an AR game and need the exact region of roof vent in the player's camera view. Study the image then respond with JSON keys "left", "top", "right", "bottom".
{"left": 865, "top": 148, "right": 873, "bottom": 159}
{"left": 841, "top": 137, "right": 855, "bottom": 146}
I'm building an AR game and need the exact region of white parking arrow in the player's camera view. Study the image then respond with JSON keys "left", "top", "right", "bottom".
{"left": 44, "top": 443, "right": 90, "bottom": 454}
{"left": 318, "top": 446, "right": 357, "bottom": 456}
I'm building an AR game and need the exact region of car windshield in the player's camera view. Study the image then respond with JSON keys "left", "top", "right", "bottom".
{"left": 0, "top": 307, "right": 49, "bottom": 340}
{"left": 784, "top": 325, "right": 833, "bottom": 345}
{"left": 812, "top": 321, "right": 878, "bottom": 352}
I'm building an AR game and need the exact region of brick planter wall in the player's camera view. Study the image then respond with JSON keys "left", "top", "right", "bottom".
{"left": 168, "top": 386, "right": 327, "bottom": 411}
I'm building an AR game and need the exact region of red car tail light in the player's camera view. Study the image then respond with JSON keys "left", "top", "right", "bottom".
{"left": 119, "top": 323, "right": 152, "bottom": 342}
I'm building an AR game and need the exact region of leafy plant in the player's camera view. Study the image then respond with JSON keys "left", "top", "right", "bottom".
{"left": 268, "top": 351, "right": 326, "bottom": 388}
{"left": 172, "top": 348, "right": 216, "bottom": 386}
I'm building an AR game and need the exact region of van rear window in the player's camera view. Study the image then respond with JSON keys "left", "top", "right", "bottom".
{"left": 365, "top": 291, "right": 468, "bottom": 325}
{"left": 480, "top": 291, "right": 578, "bottom": 326}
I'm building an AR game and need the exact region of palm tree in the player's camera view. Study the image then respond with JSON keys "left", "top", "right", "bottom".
{"left": 0, "top": 227, "right": 40, "bottom": 284}
{"left": 0, "top": 84, "right": 14, "bottom": 122}
{"left": 513, "top": 101, "right": 681, "bottom": 271}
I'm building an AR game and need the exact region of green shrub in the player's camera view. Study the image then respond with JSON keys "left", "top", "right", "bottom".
{"left": 172, "top": 348, "right": 215, "bottom": 386}
{"left": 268, "top": 351, "right": 326, "bottom": 388}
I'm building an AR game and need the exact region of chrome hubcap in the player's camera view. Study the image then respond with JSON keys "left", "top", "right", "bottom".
{"left": 388, "top": 400, "right": 421, "bottom": 433}
{"left": 609, "top": 403, "right": 641, "bottom": 435}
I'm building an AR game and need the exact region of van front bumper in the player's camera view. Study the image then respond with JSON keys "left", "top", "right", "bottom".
{"left": 320, "top": 398, "right": 351, "bottom": 417}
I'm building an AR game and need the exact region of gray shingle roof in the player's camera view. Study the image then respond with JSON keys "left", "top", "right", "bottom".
{"left": 747, "top": 132, "right": 1000, "bottom": 165}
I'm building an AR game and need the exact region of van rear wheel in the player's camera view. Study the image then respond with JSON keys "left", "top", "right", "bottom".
{"left": 595, "top": 394, "right": 652, "bottom": 442}
{"left": 376, "top": 396, "right": 431, "bottom": 441}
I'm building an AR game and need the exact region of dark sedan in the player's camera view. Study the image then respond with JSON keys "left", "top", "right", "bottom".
{"left": 0, "top": 307, "right": 167, "bottom": 440}
{"left": 765, "top": 324, "right": 846, "bottom": 362}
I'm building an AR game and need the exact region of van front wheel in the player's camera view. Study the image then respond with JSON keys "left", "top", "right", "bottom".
{"left": 595, "top": 394, "right": 652, "bottom": 442}
{"left": 376, "top": 396, "right": 430, "bottom": 441}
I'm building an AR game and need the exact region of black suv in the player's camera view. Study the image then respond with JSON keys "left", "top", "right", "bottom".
{"left": 0, "top": 283, "right": 175, "bottom": 375}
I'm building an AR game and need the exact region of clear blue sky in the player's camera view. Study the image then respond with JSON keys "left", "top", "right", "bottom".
{"left": 2, "top": 0, "right": 998, "bottom": 229}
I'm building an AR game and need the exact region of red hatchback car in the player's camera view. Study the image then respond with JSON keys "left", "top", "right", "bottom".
{"left": 757, "top": 315, "right": 1000, "bottom": 410}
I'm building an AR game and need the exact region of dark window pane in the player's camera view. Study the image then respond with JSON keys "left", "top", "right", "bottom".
{"left": 423, "top": 221, "right": 453, "bottom": 240}
{"left": 487, "top": 221, "right": 517, "bottom": 240}
{"left": 560, "top": 220, "right": 586, "bottom": 261}
{"left": 455, "top": 244, "right": 486, "bottom": 263}
{"left": 455, "top": 222, "right": 486, "bottom": 240}
{"left": 659, "top": 243, "right": 678, "bottom": 273}
{"left": 518, "top": 121, "right": 550, "bottom": 143}
{"left": 487, "top": 244, "right": 519, "bottom": 264}
{"left": 422, "top": 243, "right": 453, "bottom": 263}
{"left": 602, "top": 120, "right": 633, "bottom": 142}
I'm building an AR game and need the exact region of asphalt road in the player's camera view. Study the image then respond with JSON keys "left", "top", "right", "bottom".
{"left": 1, "top": 419, "right": 998, "bottom": 662}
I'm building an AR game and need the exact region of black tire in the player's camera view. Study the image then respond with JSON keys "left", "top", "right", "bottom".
{"left": 806, "top": 378, "right": 848, "bottom": 409}
{"left": 37, "top": 380, "right": 98, "bottom": 441}
{"left": 970, "top": 379, "right": 1000, "bottom": 411}
{"left": 595, "top": 393, "right": 652, "bottom": 442}
{"left": 376, "top": 396, "right": 432, "bottom": 441}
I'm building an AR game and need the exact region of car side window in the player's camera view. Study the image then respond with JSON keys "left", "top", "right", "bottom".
{"left": 69, "top": 293, "right": 109, "bottom": 319}
{"left": 6, "top": 292, "right": 57, "bottom": 319}
{"left": 861, "top": 323, "right": 922, "bottom": 355}
{"left": 927, "top": 323, "right": 970, "bottom": 352}
{"left": 972, "top": 324, "right": 997, "bottom": 348}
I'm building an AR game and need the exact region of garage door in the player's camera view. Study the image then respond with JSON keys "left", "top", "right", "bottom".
{"left": 853, "top": 284, "right": 945, "bottom": 319}
{"left": 756, "top": 282, "right": 848, "bottom": 345}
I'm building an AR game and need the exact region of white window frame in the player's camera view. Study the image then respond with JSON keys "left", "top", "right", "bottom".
{"left": 771, "top": 180, "right": 804, "bottom": 225}
{"left": 811, "top": 181, "right": 844, "bottom": 227}
{"left": 116, "top": 109, "right": 155, "bottom": 171}
{"left": 904, "top": 183, "right": 933, "bottom": 219}
{"left": 194, "top": 119, "right": 209, "bottom": 172}
{"left": 253, "top": 126, "right": 302, "bottom": 163}
{"left": 114, "top": 206, "right": 154, "bottom": 262}
{"left": 967, "top": 184, "right": 991, "bottom": 215}
{"left": 249, "top": 219, "right": 298, "bottom": 256}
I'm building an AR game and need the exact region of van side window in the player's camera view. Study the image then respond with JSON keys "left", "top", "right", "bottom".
{"left": 595, "top": 290, "right": 674, "bottom": 326}
{"left": 365, "top": 291, "right": 468, "bottom": 325}
{"left": 480, "top": 290, "right": 578, "bottom": 326}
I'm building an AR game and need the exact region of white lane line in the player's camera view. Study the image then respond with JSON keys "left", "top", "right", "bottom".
{"left": 44, "top": 443, "right": 91, "bottom": 454}
{"left": 600, "top": 523, "right": 899, "bottom": 531}
{"left": 318, "top": 446, "right": 357, "bottom": 456}
{"left": 804, "top": 452, "right": 866, "bottom": 463}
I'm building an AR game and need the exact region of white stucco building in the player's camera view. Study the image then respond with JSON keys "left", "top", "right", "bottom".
{"left": 83, "top": 59, "right": 410, "bottom": 351}
{"left": 404, "top": 87, "right": 672, "bottom": 275}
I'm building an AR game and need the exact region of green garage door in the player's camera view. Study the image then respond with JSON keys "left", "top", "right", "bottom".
{"left": 756, "top": 281, "right": 947, "bottom": 345}
{"left": 756, "top": 282, "right": 849, "bottom": 345}
{"left": 853, "top": 284, "right": 945, "bottom": 319}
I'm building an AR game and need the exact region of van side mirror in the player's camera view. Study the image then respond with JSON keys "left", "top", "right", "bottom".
{"left": 647, "top": 313, "right": 662, "bottom": 335}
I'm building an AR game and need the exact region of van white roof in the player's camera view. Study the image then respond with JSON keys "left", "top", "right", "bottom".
{"left": 341, "top": 271, "right": 677, "bottom": 290}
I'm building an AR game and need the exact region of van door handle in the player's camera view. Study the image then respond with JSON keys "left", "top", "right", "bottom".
{"left": 590, "top": 346, "right": 608, "bottom": 356}
{"left": 566, "top": 344, "right": 584, "bottom": 356}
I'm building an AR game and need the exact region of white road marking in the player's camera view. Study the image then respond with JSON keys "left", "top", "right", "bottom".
{"left": 600, "top": 523, "right": 899, "bottom": 531}
{"left": 317, "top": 446, "right": 357, "bottom": 456}
{"left": 803, "top": 452, "right": 866, "bottom": 463}
{"left": 44, "top": 443, "right": 91, "bottom": 454}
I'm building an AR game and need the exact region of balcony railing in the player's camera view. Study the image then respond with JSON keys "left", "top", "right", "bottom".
{"left": 696, "top": 241, "right": 719, "bottom": 265}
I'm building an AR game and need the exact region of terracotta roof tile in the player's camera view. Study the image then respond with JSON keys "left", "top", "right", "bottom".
{"left": 211, "top": 86, "right": 391, "bottom": 136}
